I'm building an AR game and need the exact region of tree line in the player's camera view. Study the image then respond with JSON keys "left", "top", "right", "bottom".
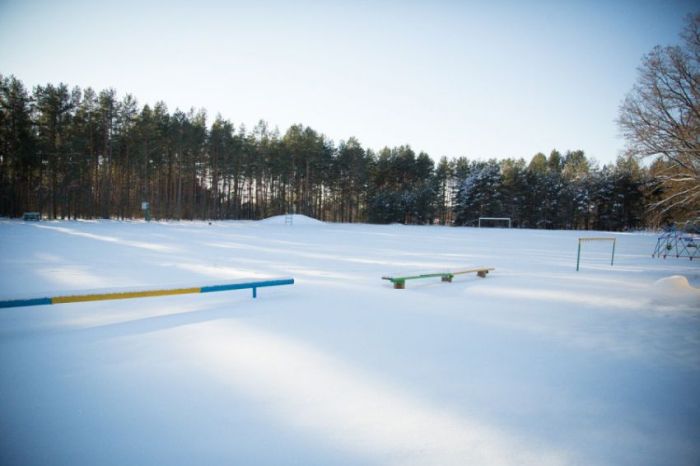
{"left": 0, "top": 74, "right": 660, "bottom": 230}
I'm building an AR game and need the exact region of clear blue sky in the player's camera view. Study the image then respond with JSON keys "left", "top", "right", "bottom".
{"left": 0, "top": 0, "right": 696, "bottom": 164}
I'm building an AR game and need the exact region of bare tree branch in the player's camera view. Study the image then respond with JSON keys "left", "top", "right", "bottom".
{"left": 618, "top": 13, "right": 700, "bottom": 219}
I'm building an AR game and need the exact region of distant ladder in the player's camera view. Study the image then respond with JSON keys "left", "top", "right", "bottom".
{"left": 285, "top": 214, "right": 293, "bottom": 225}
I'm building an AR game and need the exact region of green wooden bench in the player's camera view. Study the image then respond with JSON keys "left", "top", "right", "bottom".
{"left": 382, "top": 267, "right": 494, "bottom": 289}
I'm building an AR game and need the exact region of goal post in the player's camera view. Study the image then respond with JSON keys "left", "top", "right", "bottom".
{"left": 576, "top": 237, "right": 616, "bottom": 271}
{"left": 478, "top": 217, "right": 511, "bottom": 228}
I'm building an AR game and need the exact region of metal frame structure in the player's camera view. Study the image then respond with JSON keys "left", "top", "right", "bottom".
{"left": 576, "top": 237, "right": 616, "bottom": 271}
{"left": 652, "top": 230, "right": 699, "bottom": 260}
{"left": 478, "top": 217, "right": 511, "bottom": 228}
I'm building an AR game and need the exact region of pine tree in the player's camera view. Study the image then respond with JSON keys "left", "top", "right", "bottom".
{"left": 0, "top": 75, "right": 37, "bottom": 216}
{"left": 434, "top": 156, "right": 453, "bottom": 225}
{"left": 500, "top": 158, "right": 528, "bottom": 227}
{"left": 454, "top": 160, "right": 503, "bottom": 226}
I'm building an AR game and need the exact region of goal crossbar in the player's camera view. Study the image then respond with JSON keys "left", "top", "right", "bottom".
{"left": 576, "top": 237, "right": 616, "bottom": 271}
{"left": 478, "top": 217, "right": 511, "bottom": 228}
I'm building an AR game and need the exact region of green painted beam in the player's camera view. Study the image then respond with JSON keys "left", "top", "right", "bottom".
{"left": 382, "top": 267, "right": 493, "bottom": 289}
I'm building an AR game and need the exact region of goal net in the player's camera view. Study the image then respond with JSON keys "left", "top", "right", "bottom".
{"left": 478, "top": 217, "right": 511, "bottom": 228}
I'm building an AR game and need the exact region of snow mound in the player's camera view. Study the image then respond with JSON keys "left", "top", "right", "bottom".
{"left": 651, "top": 275, "right": 700, "bottom": 310}
{"left": 259, "top": 214, "right": 324, "bottom": 225}
{"left": 653, "top": 275, "right": 699, "bottom": 292}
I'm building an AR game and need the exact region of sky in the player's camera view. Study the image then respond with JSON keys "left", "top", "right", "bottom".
{"left": 0, "top": 0, "right": 696, "bottom": 164}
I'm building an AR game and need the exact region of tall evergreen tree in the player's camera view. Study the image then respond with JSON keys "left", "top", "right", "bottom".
{"left": 500, "top": 158, "right": 528, "bottom": 227}
{"left": 0, "top": 75, "right": 37, "bottom": 216}
{"left": 454, "top": 160, "right": 503, "bottom": 226}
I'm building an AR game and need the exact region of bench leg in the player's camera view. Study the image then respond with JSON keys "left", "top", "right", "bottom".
{"left": 394, "top": 280, "right": 405, "bottom": 289}
{"left": 477, "top": 270, "right": 487, "bottom": 278}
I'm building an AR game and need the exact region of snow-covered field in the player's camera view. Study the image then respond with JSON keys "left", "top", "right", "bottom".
{"left": 1, "top": 217, "right": 698, "bottom": 466}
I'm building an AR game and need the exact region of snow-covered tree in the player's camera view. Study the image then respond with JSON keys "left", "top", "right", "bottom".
{"left": 453, "top": 161, "right": 503, "bottom": 226}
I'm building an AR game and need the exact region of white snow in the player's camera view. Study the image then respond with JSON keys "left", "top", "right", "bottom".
{"left": 654, "top": 274, "right": 698, "bottom": 293}
{"left": 651, "top": 275, "right": 700, "bottom": 310}
{"left": 1, "top": 219, "right": 699, "bottom": 466}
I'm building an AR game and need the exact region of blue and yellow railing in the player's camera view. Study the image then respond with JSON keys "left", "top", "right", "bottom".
{"left": 0, "top": 278, "right": 294, "bottom": 309}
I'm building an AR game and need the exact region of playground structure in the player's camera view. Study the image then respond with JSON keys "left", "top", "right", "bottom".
{"left": 0, "top": 278, "right": 295, "bottom": 309}
{"left": 652, "top": 229, "right": 699, "bottom": 260}
{"left": 478, "top": 217, "right": 511, "bottom": 228}
{"left": 576, "top": 237, "right": 616, "bottom": 271}
{"left": 382, "top": 267, "right": 494, "bottom": 289}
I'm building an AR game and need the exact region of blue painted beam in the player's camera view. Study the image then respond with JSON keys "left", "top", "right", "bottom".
{"left": 201, "top": 278, "right": 294, "bottom": 298}
{"left": 0, "top": 297, "right": 52, "bottom": 309}
{"left": 0, "top": 278, "right": 294, "bottom": 309}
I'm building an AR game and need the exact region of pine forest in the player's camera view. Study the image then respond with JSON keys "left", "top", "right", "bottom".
{"left": 0, "top": 75, "right": 679, "bottom": 230}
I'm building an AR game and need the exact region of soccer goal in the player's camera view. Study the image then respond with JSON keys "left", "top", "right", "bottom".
{"left": 478, "top": 217, "right": 511, "bottom": 228}
{"left": 576, "top": 237, "right": 616, "bottom": 271}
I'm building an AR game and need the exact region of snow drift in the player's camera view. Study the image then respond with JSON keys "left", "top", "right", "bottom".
{"left": 652, "top": 275, "right": 700, "bottom": 310}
